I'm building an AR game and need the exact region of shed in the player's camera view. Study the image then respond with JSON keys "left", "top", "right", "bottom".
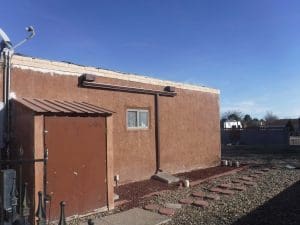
{"left": 10, "top": 98, "right": 114, "bottom": 221}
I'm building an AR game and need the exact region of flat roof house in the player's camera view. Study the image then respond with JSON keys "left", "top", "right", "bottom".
{"left": 0, "top": 55, "right": 220, "bottom": 222}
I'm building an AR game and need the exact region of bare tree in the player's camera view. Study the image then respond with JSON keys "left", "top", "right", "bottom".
{"left": 222, "top": 110, "right": 243, "bottom": 121}
{"left": 264, "top": 111, "right": 278, "bottom": 125}
{"left": 285, "top": 120, "right": 295, "bottom": 134}
{"left": 242, "top": 114, "right": 252, "bottom": 127}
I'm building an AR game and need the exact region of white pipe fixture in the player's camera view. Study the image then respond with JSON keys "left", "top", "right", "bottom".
{"left": 0, "top": 26, "right": 35, "bottom": 51}
{"left": 13, "top": 26, "right": 35, "bottom": 50}
{"left": 9, "top": 92, "right": 16, "bottom": 99}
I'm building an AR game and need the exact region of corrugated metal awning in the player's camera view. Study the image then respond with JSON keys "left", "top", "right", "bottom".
{"left": 13, "top": 98, "right": 113, "bottom": 116}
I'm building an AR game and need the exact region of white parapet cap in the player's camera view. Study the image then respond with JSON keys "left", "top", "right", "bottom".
{"left": 11, "top": 55, "right": 220, "bottom": 94}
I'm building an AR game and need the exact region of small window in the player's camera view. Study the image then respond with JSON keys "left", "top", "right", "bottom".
{"left": 127, "top": 109, "right": 149, "bottom": 129}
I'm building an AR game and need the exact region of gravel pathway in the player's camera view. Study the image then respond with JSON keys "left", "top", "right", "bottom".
{"left": 146, "top": 166, "right": 300, "bottom": 225}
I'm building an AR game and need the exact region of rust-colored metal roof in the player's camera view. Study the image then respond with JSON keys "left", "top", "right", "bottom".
{"left": 14, "top": 98, "right": 113, "bottom": 116}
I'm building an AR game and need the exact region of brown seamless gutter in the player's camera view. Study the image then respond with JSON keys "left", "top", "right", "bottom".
{"left": 80, "top": 81, "right": 177, "bottom": 97}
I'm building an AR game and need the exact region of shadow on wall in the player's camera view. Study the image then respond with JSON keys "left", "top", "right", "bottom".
{"left": 231, "top": 180, "right": 300, "bottom": 225}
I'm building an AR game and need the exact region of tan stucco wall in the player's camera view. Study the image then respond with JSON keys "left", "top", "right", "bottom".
{"left": 8, "top": 57, "right": 220, "bottom": 184}
{"left": 160, "top": 89, "right": 221, "bottom": 173}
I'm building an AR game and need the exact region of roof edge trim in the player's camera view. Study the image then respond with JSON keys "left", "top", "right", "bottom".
{"left": 11, "top": 55, "right": 220, "bottom": 94}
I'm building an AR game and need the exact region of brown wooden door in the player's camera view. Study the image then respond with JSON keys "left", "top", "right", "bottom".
{"left": 44, "top": 116, "right": 107, "bottom": 220}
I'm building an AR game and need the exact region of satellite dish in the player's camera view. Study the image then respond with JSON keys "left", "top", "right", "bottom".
{"left": 0, "top": 28, "right": 13, "bottom": 50}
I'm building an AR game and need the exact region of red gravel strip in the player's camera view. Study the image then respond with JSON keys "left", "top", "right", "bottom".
{"left": 115, "top": 179, "right": 177, "bottom": 210}
{"left": 189, "top": 165, "right": 248, "bottom": 187}
{"left": 115, "top": 165, "right": 248, "bottom": 210}
{"left": 176, "top": 166, "right": 237, "bottom": 182}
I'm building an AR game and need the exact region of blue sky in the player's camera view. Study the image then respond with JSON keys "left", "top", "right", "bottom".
{"left": 1, "top": 0, "right": 300, "bottom": 119}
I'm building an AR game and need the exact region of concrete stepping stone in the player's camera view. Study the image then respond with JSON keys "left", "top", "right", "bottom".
{"left": 165, "top": 203, "right": 182, "bottom": 209}
{"left": 240, "top": 176, "right": 253, "bottom": 181}
{"left": 243, "top": 181, "right": 257, "bottom": 186}
{"left": 218, "top": 183, "right": 232, "bottom": 189}
{"left": 193, "top": 199, "right": 209, "bottom": 208}
{"left": 249, "top": 174, "right": 259, "bottom": 179}
{"left": 98, "top": 208, "right": 171, "bottom": 225}
{"left": 191, "top": 191, "right": 205, "bottom": 198}
{"left": 152, "top": 172, "right": 180, "bottom": 184}
{"left": 158, "top": 207, "right": 176, "bottom": 216}
{"left": 179, "top": 198, "right": 194, "bottom": 205}
{"left": 143, "top": 204, "right": 160, "bottom": 211}
{"left": 254, "top": 171, "right": 264, "bottom": 175}
{"left": 231, "top": 180, "right": 242, "bottom": 184}
{"left": 204, "top": 193, "right": 221, "bottom": 201}
{"left": 209, "top": 187, "right": 234, "bottom": 195}
{"left": 230, "top": 186, "right": 247, "bottom": 191}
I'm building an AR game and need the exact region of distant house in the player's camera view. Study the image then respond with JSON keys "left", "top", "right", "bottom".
{"left": 266, "top": 118, "right": 300, "bottom": 130}
{"left": 224, "top": 120, "right": 242, "bottom": 129}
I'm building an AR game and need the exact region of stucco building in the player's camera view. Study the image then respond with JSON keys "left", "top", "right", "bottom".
{"left": 0, "top": 55, "right": 220, "bottom": 221}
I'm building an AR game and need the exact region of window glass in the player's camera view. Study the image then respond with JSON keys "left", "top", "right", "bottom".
{"left": 139, "top": 111, "right": 149, "bottom": 128}
{"left": 127, "top": 111, "right": 137, "bottom": 128}
{"left": 127, "top": 109, "right": 149, "bottom": 129}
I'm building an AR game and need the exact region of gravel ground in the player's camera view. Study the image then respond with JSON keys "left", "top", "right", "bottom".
{"left": 222, "top": 147, "right": 300, "bottom": 167}
{"left": 75, "top": 148, "right": 300, "bottom": 225}
{"left": 146, "top": 166, "right": 300, "bottom": 225}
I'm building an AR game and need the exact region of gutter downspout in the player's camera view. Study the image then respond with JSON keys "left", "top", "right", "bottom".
{"left": 1, "top": 48, "right": 12, "bottom": 159}
{"left": 5, "top": 49, "right": 12, "bottom": 147}
{"left": 154, "top": 94, "right": 161, "bottom": 172}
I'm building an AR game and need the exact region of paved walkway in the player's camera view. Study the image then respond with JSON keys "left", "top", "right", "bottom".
{"left": 87, "top": 208, "right": 170, "bottom": 225}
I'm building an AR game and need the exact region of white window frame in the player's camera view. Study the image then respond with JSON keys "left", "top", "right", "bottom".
{"left": 126, "top": 109, "right": 149, "bottom": 129}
